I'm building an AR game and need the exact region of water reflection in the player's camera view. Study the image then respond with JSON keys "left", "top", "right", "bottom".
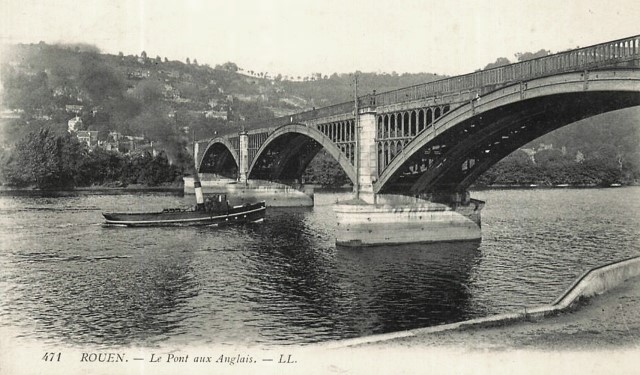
{"left": 241, "top": 208, "right": 343, "bottom": 342}
{"left": 239, "top": 208, "right": 483, "bottom": 342}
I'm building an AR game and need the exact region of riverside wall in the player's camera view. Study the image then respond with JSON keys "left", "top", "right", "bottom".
{"left": 551, "top": 255, "right": 640, "bottom": 308}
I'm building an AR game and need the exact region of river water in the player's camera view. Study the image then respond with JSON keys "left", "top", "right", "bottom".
{"left": 0, "top": 187, "right": 638, "bottom": 348}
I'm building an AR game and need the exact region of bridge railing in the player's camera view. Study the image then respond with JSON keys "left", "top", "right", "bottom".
{"left": 367, "top": 35, "right": 640, "bottom": 107}
{"left": 239, "top": 35, "right": 639, "bottom": 132}
{"left": 245, "top": 101, "right": 356, "bottom": 130}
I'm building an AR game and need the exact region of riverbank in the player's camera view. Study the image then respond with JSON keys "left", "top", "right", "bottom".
{"left": 470, "top": 182, "right": 637, "bottom": 190}
{"left": 0, "top": 183, "right": 184, "bottom": 196}
{"left": 324, "top": 255, "right": 640, "bottom": 352}
{"left": 353, "top": 273, "right": 640, "bottom": 351}
{"left": 299, "top": 271, "right": 640, "bottom": 375}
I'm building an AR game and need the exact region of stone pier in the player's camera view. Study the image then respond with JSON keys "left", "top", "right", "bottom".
{"left": 334, "top": 194, "right": 483, "bottom": 247}
{"left": 334, "top": 106, "right": 483, "bottom": 246}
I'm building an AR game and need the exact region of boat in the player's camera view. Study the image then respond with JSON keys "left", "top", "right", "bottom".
{"left": 103, "top": 194, "right": 266, "bottom": 227}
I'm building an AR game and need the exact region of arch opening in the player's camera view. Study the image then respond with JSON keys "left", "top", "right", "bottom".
{"left": 247, "top": 125, "right": 356, "bottom": 185}
{"left": 198, "top": 142, "right": 239, "bottom": 179}
{"left": 376, "top": 90, "right": 640, "bottom": 197}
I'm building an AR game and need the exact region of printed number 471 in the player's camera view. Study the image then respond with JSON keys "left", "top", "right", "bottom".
{"left": 42, "top": 353, "right": 61, "bottom": 362}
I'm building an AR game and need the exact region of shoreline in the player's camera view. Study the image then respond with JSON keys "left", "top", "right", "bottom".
{"left": 1, "top": 182, "right": 635, "bottom": 193}
{"left": 0, "top": 184, "right": 185, "bottom": 195}
{"left": 323, "top": 255, "right": 640, "bottom": 350}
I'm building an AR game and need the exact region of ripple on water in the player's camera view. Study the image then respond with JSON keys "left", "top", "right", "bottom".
{"left": 0, "top": 187, "right": 638, "bottom": 345}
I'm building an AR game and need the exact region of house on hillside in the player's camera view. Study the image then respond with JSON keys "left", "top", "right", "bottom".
{"left": 65, "top": 104, "right": 83, "bottom": 114}
{"left": 235, "top": 94, "right": 260, "bottom": 102}
{"left": 127, "top": 69, "right": 151, "bottom": 80}
{"left": 171, "top": 97, "right": 191, "bottom": 104}
{"left": 205, "top": 110, "right": 228, "bottom": 120}
{"left": 537, "top": 143, "right": 553, "bottom": 151}
{"left": 166, "top": 70, "right": 180, "bottom": 79}
{"left": 520, "top": 148, "right": 536, "bottom": 163}
{"left": 67, "top": 116, "right": 83, "bottom": 132}
{"left": 163, "top": 84, "right": 181, "bottom": 100}
{"left": 0, "top": 109, "right": 23, "bottom": 120}
{"left": 108, "top": 134, "right": 148, "bottom": 154}
{"left": 90, "top": 106, "right": 103, "bottom": 117}
{"left": 99, "top": 131, "right": 125, "bottom": 151}
{"left": 76, "top": 130, "right": 99, "bottom": 147}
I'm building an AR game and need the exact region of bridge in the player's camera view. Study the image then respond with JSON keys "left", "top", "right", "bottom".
{"left": 192, "top": 35, "right": 640, "bottom": 246}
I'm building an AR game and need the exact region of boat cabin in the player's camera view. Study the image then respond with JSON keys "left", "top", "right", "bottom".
{"left": 198, "top": 194, "right": 229, "bottom": 213}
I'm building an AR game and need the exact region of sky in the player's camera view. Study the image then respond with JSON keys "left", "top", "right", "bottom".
{"left": 1, "top": 0, "right": 639, "bottom": 77}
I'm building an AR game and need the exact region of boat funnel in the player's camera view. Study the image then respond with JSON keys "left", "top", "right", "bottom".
{"left": 194, "top": 180, "right": 204, "bottom": 205}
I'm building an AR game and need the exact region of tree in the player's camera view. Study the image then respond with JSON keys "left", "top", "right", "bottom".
{"left": 515, "top": 49, "right": 551, "bottom": 62}
{"left": 101, "top": 95, "right": 142, "bottom": 134}
{"left": 303, "top": 150, "right": 349, "bottom": 187}
{"left": 129, "top": 79, "right": 164, "bottom": 104}
{"left": 3, "top": 128, "right": 85, "bottom": 189}
{"left": 75, "top": 148, "right": 124, "bottom": 186}
{"left": 475, "top": 150, "right": 537, "bottom": 186}
{"left": 484, "top": 57, "right": 511, "bottom": 70}
{"left": 137, "top": 152, "right": 178, "bottom": 185}
{"left": 186, "top": 57, "right": 191, "bottom": 65}
{"left": 534, "top": 148, "right": 566, "bottom": 167}
{"left": 79, "top": 53, "right": 123, "bottom": 103}
{"left": 220, "top": 62, "right": 238, "bottom": 72}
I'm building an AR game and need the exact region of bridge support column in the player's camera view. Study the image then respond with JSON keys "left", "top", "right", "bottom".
{"left": 356, "top": 107, "right": 378, "bottom": 204}
{"left": 238, "top": 131, "right": 249, "bottom": 184}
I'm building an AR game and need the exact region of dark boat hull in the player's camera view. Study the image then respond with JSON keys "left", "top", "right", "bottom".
{"left": 103, "top": 202, "right": 266, "bottom": 227}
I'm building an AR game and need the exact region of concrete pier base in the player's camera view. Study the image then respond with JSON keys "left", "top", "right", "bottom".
{"left": 184, "top": 175, "right": 314, "bottom": 207}
{"left": 334, "top": 194, "right": 484, "bottom": 247}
